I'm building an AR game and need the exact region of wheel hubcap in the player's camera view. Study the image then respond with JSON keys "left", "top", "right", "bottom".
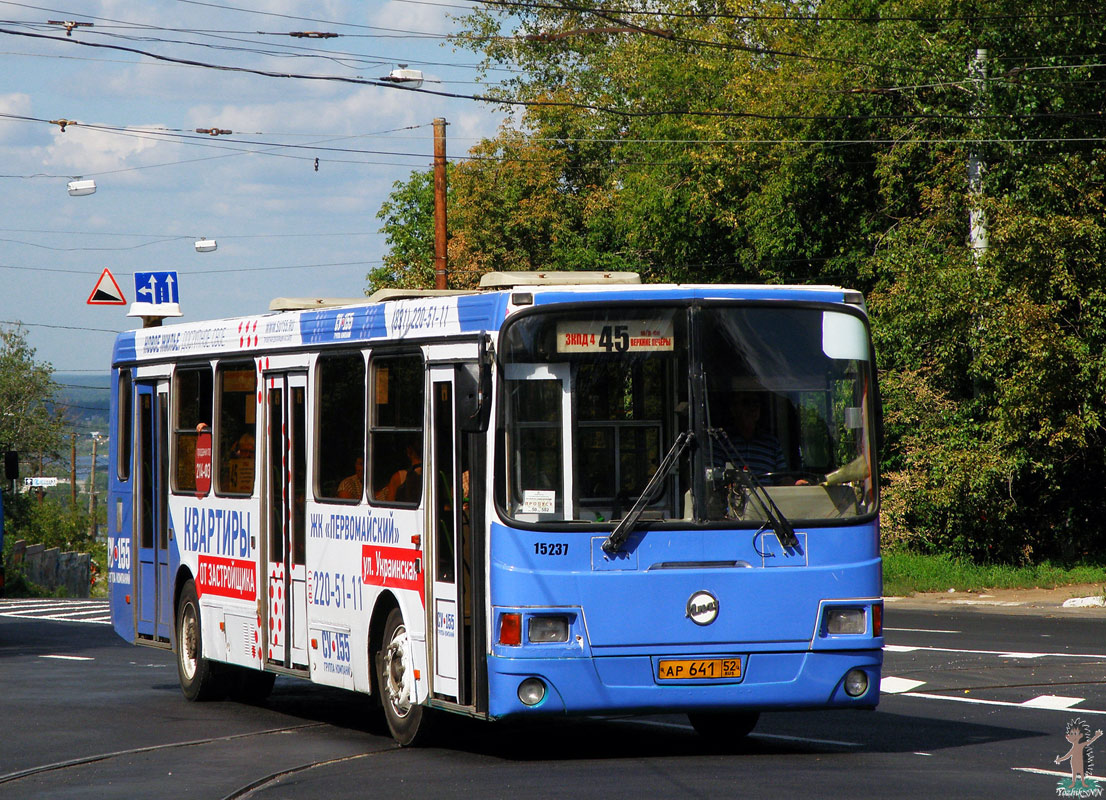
{"left": 383, "top": 624, "right": 412, "bottom": 717}
{"left": 180, "top": 604, "right": 198, "bottom": 680}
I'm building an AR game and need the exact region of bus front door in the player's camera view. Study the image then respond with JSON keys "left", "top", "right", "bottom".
{"left": 262, "top": 371, "right": 309, "bottom": 670}
{"left": 135, "top": 381, "right": 172, "bottom": 643}
{"left": 428, "top": 365, "right": 480, "bottom": 708}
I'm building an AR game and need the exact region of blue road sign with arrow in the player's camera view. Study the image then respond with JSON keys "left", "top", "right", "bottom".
{"left": 134, "top": 271, "right": 179, "bottom": 306}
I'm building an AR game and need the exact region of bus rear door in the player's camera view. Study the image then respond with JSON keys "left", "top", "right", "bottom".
{"left": 135, "top": 380, "right": 172, "bottom": 643}
{"left": 262, "top": 371, "right": 309, "bottom": 670}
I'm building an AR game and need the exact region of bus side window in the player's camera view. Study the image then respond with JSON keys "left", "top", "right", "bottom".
{"left": 116, "top": 369, "right": 132, "bottom": 482}
{"left": 370, "top": 353, "right": 424, "bottom": 506}
{"left": 216, "top": 363, "right": 257, "bottom": 495}
{"left": 316, "top": 352, "right": 366, "bottom": 502}
{"left": 173, "top": 367, "right": 213, "bottom": 494}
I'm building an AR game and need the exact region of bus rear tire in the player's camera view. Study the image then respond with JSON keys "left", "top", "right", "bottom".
{"left": 176, "top": 579, "right": 227, "bottom": 701}
{"left": 377, "top": 607, "right": 432, "bottom": 746}
{"left": 687, "top": 710, "right": 760, "bottom": 741}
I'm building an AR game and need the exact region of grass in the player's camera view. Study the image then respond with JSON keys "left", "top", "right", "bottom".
{"left": 883, "top": 551, "right": 1106, "bottom": 597}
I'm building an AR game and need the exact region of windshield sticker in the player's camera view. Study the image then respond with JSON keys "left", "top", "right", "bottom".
{"left": 556, "top": 320, "right": 675, "bottom": 353}
{"left": 522, "top": 490, "right": 556, "bottom": 514}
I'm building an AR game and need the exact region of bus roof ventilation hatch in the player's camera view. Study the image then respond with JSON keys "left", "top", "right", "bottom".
{"left": 478, "top": 271, "right": 641, "bottom": 290}
{"left": 365, "top": 288, "right": 478, "bottom": 303}
{"left": 269, "top": 297, "right": 370, "bottom": 311}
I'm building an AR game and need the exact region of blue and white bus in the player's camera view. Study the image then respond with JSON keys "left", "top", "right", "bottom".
{"left": 107, "top": 272, "right": 882, "bottom": 745}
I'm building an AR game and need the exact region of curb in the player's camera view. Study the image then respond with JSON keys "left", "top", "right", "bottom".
{"left": 884, "top": 589, "right": 1106, "bottom": 613}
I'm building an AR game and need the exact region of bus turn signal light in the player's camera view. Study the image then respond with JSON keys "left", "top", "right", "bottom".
{"left": 499, "top": 613, "right": 522, "bottom": 646}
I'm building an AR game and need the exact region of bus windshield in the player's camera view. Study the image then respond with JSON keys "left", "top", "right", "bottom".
{"left": 499, "top": 303, "right": 877, "bottom": 527}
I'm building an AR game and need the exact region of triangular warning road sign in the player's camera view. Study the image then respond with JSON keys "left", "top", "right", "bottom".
{"left": 87, "top": 268, "right": 127, "bottom": 305}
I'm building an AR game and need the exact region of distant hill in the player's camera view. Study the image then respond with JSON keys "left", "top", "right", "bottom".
{"left": 53, "top": 372, "right": 111, "bottom": 434}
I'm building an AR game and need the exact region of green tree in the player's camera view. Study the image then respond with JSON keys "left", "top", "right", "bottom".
{"left": 376, "top": 0, "right": 1106, "bottom": 562}
{"left": 0, "top": 325, "right": 66, "bottom": 459}
{"left": 371, "top": 169, "right": 442, "bottom": 292}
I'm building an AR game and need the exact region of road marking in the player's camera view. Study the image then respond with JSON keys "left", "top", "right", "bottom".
{"left": 612, "top": 719, "right": 862, "bottom": 748}
{"left": 1011, "top": 766, "right": 1087, "bottom": 780}
{"left": 1021, "top": 695, "right": 1084, "bottom": 710}
{"left": 753, "top": 732, "right": 863, "bottom": 748}
{"left": 0, "top": 599, "right": 111, "bottom": 625}
{"left": 880, "top": 676, "right": 926, "bottom": 693}
{"left": 891, "top": 691, "right": 1106, "bottom": 717}
{"left": 884, "top": 627, "right": 961, "bottom": 634}
{"left": 40, "top": 655, "right": 94, "bottom": 662}
{"left": 882, "top": 644, "right": 1106, "bottom": 660}
{"left": 883, "top": 645, "right": 919, "bottom": 653}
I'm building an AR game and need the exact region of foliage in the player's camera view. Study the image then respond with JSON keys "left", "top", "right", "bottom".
{"left": 371, "top": 169, "right": 442, "bottom": 292}
{"left": 375, "top": 0, "right": 1106, "bottom": 562}
{"left": 2, "top": 490, "right": 107, "bottom": 596}
{"left": 4, "top": 490, "right": 99, "bottom": 552}
{"left": 1, "top": 565, "right": 66, "bottom": 598}
{"left": 0, "top": 325, "right": 66, "bottom": 459}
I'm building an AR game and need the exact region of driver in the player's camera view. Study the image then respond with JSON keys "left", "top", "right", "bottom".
{"left": 720, "top": 391, "right": 788, "bottom": 476}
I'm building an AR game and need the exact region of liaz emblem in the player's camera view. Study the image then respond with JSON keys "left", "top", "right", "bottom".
{"left": 686, "top": 590, "right": 719, "bottom": 626}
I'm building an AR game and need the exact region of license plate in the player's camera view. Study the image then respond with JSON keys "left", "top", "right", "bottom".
{"left": 657, "top": 657, "right": 741, "bottom": 680}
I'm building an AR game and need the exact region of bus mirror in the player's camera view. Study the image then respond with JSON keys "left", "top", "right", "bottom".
{"left": 456, "top": 361, "right": 491, "bottom": 433}
{"left": 4, "top": 450, "right": 17, "bottom": 481}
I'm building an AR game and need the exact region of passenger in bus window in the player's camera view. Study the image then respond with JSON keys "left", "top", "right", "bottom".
{"left": 337, "top": 457, "right": 364, "bottom": 499}
{"left": 231, "top": 431, "right": 254, "bottom": 459}
{"left": 376, "top": 443, "right": 422, "bottom": 503}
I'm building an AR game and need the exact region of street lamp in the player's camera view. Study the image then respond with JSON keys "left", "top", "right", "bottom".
{"left": 67, "top": 179, "right": 96, "bottom": 196}
{"left": 380, "top": 65, "right": 426, "bottom": 88}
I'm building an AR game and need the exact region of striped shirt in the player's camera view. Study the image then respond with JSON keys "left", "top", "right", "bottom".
{"left": 711, "top": 431, "right": 787, "bottom": 476}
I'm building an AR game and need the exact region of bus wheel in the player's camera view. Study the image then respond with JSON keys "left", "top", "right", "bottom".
{"left": 176, "top": 579, "right": 227, "bottom": 701}
{"left": 377, "top": 607, "right": 432, "bottom": 745}
{"left": 687, "top": 711, "right": 760, "bottom": 741}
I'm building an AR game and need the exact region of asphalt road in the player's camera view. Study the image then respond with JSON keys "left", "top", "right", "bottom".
{"left": 1, "top": 597, "right": 1104, "bottom": 799}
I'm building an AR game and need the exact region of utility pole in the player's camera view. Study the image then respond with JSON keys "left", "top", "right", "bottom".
{"left": 433, "top": 117, "right": 448, "bottom": 290}
{"left": 968, "top": 48, "right": 989, "bottom": 260}
{"left": 70, "top": 433, "right": 77, "bottom": 507}
{"left": 88, "top": 435, "right": 98, "bottom": 538}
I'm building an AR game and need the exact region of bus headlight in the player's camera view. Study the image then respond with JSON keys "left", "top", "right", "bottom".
{"left": 824, "top": 607, "right": 866, "bottom": 635}
{"left": 528, "top": 616, "right": 569, "bottom": 643}
{"left": 518, "top": 678, "right": 547, "bottom": 706}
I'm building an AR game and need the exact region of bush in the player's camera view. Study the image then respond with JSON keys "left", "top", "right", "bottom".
{"left": 2, "top": 491, "right": 107, "bottom": 597}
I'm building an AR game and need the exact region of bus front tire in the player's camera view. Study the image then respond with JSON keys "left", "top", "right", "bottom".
{"left": 176, "top": 579, "right": 227, "bottom": 701}
{"left": 377, "top": 607, "right": 432, "bottom": 746}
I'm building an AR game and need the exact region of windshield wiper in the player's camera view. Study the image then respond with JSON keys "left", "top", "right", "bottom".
{"left": 707, "top": 428, "right": 799, "bottom": 549}
{"left": 602, "top": 430, "right": 694, "bottom": 555}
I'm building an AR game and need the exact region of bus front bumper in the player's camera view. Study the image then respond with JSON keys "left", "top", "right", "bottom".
{"left": 486, "top": 648, "right": 883, "bottom": 719}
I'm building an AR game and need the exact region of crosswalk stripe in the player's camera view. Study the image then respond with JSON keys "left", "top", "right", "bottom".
{"left": 0, "top": 599, "right": 111, "bottom": 625}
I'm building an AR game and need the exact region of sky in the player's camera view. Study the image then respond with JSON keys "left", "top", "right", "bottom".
{"left": 0, "top": 0, "right": 509, "bottom": 374}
